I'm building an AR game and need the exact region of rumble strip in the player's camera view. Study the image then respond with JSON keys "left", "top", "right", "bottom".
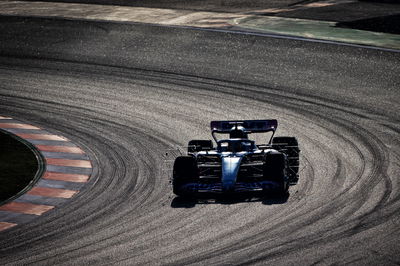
{"left": 0, "top": 116, "right": 93, "bottom": 231}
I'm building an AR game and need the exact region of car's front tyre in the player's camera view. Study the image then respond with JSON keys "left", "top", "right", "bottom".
{"left": 263, "top": 152, "right": 288, "bottom": 196}
{"left": 172, "top": 156, "right": 199, "bottom": 197}
{"left": 272, "top": 136, "right": 300, "bottom": 184}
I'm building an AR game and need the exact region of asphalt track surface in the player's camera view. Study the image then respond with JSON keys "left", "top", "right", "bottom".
{"left": 0, "top": 16, "right": 400, "bottom": 265}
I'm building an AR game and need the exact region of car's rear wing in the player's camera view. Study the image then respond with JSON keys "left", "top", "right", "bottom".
{"left": 210, "top": 120, "right": 277, "bottom": 133}
{"left": 210, "top": 120, "right": 278, "bottom": 143}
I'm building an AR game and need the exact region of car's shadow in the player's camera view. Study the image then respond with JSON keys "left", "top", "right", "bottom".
{"left": 170, "top": 193, "right": 289, "bottom": 208}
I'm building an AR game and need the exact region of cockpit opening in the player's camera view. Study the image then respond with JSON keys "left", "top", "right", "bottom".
{"left": 217, "top": 139, "right": 256, "bottom": 153}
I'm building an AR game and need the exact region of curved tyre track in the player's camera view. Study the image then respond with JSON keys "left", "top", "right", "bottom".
{"left": 0, "top": 17, "right": 399, "bottom": 265}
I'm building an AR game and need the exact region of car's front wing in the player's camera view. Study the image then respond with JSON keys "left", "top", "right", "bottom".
{"left": 179, "top": 181, "right": 282, "bottom": 193}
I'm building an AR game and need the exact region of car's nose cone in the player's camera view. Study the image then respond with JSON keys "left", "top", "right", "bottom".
{"left": 221, "top": 156, "right": 242, "bottom": 192}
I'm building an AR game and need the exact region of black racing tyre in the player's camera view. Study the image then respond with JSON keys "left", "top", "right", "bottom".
{"left": 272, "top": 136, "right": 300, "bottom": 184}
{"left": 263, "top": 152, "right": 288, "bottom": 195}
{"left": 172, "top": 156, "right": 198, "bottom": 196}
{"left": 188, "top": 140, "right": 214, "bottom": 153}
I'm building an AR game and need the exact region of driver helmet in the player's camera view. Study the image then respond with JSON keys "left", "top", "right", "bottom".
{"left": 229, "top": 126, "right": 248, "bottom": 139}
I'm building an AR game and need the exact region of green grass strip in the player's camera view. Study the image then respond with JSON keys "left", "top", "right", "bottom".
{"left": 0, "top": 130, "right": 44, "bottom": 203}
{"left": 233, "top": 16, "right": 400, "bottom": 50}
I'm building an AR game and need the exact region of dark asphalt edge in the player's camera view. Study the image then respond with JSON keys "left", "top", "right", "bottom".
{"left": 0, "top": 128, "right": 46, "bottom": 206}
{"left": 1, "top": 13, "right": 399, "bottom": 53}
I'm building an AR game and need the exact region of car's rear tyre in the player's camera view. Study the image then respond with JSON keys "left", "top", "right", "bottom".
{"left": 272, "top": 136, "right": 300, "bottom": 184}
{"left": 263, "top": 152, "right": 288, "bottom": 195}
{"left": 188, "top": 140, "right": 213, "bottom": 153}
{"left": 172, "top": 156, "right": 199, "bottom": 197}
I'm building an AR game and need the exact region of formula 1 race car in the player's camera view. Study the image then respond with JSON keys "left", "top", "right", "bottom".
{"left": 172, "top": 120, "right": 300, "bottom": 197}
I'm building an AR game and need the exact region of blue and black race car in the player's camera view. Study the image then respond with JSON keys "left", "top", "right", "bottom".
{"left": 172, "top": 120, "right": 300, "bottom": 197}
